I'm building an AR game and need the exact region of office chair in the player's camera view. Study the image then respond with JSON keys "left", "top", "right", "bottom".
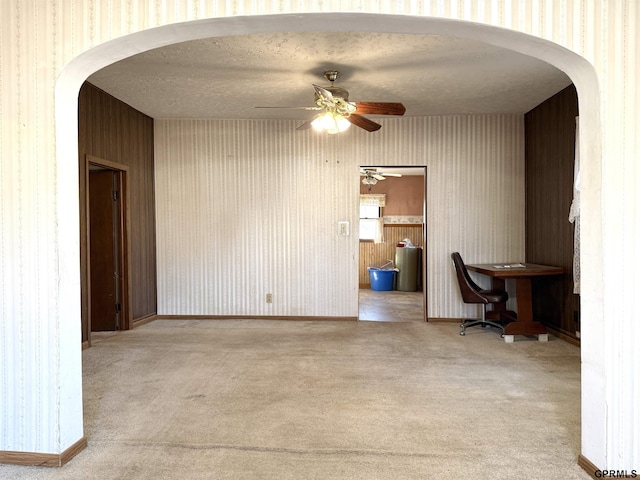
{"left": 451, "top": 252, "right": 509, "bottom": 337}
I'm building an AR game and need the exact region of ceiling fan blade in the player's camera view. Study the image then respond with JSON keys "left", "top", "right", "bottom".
{"left": 347, "top": 114, "right": 382, "bottom": 132}
{"left": 296, "top": 118, "right": 316, "bottom": 130}
{"left": 255, "top": 106, "right": 322, "bottom": 110}
{"left": 378, "top": 172, "right": 402, "bottom": 177}
{"left": 313, "top": 84, "right": 335, "bottom": 106}
{"left": 354, "top": 102, "right": 406, "bottom": 116}
{"left": 372, "top": 174, "right": 386, "bottom": 180}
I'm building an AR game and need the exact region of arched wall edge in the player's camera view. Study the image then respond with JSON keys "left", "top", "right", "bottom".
{"left": 54, "top": 11, "right": 603, "bottom": 464}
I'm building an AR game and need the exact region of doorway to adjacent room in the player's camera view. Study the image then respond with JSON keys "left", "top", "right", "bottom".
{"left": 358, "top": 166, "right": 427, "bottom": 323}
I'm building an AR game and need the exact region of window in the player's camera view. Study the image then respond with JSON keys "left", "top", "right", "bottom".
{"left": 359, "top": 194, "right": 385, "bottom": 242}
{"left": 360, "top": 205, "right": 381, "bottom": 241}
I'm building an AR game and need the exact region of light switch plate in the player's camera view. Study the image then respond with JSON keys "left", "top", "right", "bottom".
{"left": 338, "top": 221, "right": 349, "bottom": 236}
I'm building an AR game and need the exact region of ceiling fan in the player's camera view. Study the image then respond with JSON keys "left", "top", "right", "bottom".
{"left": 256, "top": 70, "right": 406, "bottom": 133}
{"left": 360, "top": 168, "right": 402, "bottom": 190}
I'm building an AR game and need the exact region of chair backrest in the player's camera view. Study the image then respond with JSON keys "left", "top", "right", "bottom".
{"left": 450, "top": 252, "right": 488, "bottom": 304}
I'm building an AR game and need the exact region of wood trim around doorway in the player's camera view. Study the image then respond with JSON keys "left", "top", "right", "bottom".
{"left": 83, "top": 155, "right": 133, "bottom": 344}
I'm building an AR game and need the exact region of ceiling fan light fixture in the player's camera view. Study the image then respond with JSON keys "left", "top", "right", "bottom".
{"left": 311, "top": 111, "right": 351, "bottom": 134}
{"left": 362, "top": 176, "right": 378, "bottom": 186}
{"left": 257, "top": 69, "right": 404, "bottom": 133}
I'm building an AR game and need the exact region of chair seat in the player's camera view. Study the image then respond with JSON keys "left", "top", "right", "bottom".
{"left": 478, "top": 289, "right": 508, "bottom": 303}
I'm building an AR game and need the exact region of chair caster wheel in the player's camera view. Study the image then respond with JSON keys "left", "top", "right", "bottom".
{"left": 460, "top": 331, "right": 465, "bottom": 336}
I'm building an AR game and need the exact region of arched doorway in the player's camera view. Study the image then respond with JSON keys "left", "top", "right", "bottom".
{"left": 55, "top": 12, "right": 601, "bottom": 465}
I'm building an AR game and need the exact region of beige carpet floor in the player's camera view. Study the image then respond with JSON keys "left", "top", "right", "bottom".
{"left": 1, "top": 319, "right": 589, "bottom": 479}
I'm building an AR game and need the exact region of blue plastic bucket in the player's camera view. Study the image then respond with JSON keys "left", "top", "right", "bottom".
{"left": 368, "top": 268, "right": 396, "bottom": 291}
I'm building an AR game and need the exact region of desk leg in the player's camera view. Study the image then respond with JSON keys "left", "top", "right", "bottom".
{"left": 514, "top": 278, "right": 533, "bottom": 322}
{"left": 503, "top": 278, "right": 548, "bottom": 341}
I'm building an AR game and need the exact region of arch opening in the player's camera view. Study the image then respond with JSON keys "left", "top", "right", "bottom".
{"left": 55, "top": 11, "right": 602, "bottom": 463}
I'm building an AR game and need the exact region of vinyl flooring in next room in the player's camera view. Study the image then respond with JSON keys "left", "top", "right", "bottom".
{"left": 358, "top": 288, "right": 425, "bottom": 322}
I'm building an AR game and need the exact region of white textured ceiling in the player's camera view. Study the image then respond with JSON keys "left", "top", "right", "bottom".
{"left": 88, "top": 31, "right": 572, "bottom": 120}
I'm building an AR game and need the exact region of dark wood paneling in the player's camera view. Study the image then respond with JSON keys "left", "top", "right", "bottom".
{"left": 525, "top": 84, "right": 580, "bottom": 339}
{"left": 78, "top": 82, "right": 156, "bottom": 342}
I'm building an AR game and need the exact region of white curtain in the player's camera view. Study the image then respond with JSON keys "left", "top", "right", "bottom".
{"left": 372, "top": 218, "right": 385, "bottom": 244}
{"left": 360, "top": 194, "right": 386, "bottom": 244}
{"left": 359, "top": 194, "right": 386, "bottom": 207}
{"left": 568, "top": 116, "right": 580, "bottom": 294}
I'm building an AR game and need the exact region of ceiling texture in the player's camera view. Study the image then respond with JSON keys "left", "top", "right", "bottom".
{"left": 88, "top": 31, "right": 572, "bottom": 121}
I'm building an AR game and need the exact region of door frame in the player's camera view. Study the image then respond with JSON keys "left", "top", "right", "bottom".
{"left": 421, "top": 167, "right": 428, "bottom": 322}
{"left": 358, "top": 165, "right": 428, "bottom": 322}
{"left": 83, "top": 154, "right": 132, "bottom": 345}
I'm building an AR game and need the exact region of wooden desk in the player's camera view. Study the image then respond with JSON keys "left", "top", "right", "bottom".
{"left": 466, "top": 263, "right": 564, "bottom": 342}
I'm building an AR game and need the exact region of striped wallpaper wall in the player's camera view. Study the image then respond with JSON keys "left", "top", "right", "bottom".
{"left": 154, "top": 115, "right": 525, "bottom": 319}
{"left": 1, "top": 0, "right": 638, "bottom": 471}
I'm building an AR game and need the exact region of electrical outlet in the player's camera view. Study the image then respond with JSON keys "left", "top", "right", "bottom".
{"left": 266, "top": 293, "right": 273, "bottom": 304}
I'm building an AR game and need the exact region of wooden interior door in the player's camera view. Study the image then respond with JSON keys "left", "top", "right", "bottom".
{"left": 89, "top": 170, "right": 122, "bottom": 331}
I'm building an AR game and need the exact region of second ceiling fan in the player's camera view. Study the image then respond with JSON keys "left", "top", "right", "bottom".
{"left": 257, "top": 70, "right": 406, "bottom": 133}
{"left": 360, "top": 168, "right": 402, "bottom": 190}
